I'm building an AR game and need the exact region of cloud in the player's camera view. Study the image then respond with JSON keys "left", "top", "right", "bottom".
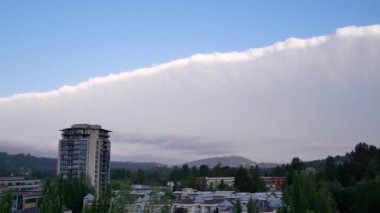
{"left": 1, "top": 25, "right": 380, "bottom": 164}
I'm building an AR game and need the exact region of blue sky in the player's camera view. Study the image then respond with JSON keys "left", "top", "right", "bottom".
{"left": 0, "top": 0, "right": 379, "bottom": 97}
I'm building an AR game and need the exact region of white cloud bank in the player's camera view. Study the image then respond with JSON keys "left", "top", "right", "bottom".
{"left": 1, "top": 25, "right": 380, "bottom": 164}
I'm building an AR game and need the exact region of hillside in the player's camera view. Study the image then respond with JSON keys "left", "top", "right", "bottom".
{"left": 0, "top": 152, "right": 169, "bottom": 176}
{"left": 0, "top": 152, "right": 57, "bottom": 176}
{"left": 0, "top": 152, "right": 281, "bottom": 176}
{"left": 111, "top": 161, "right": 167, "bottom": 171}
{"left": 184, "top": 156, "right": 257, "bottom": 168}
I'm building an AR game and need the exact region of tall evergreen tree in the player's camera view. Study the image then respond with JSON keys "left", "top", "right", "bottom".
{"left": 109, "top": 180, "right": 133, "bottom": 213}
{"left": 0, "top": 190, "right": 12, "bottom": 213}
{"left": 290, "top": 157, "right": 305, "bottom": 173}
{"left": 283, "top": 171, "right": 336, "bottom": 213}
{"left": 234, "top": 166, "right": 250, "bottom": 191}
{"left": 314, "top": 182, "right": 336, "bottom": 213}
{"left": 235, "top": 199, "right": 242, "bottom": 213}
{"left": 249, "top": 166, "right": 266, "bottom": 192}
{"left": 247, "top": 197, "right": 255, "bottom": 213}
{"left": 199, "top": 165, "right": 210, "bottom": 177}
{"left": 40, "top": 180, "right": 63, "bottom": 213}
{"left": 352, "top": 175, "right": 380, "bottom": 212}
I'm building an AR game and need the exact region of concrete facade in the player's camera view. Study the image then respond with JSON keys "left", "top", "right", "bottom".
{"left": 57, "top": 124, "right": 111, "bottom": 195}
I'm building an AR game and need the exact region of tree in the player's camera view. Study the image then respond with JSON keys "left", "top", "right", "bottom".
{"left": 218, "top": 180, "right": 227, "bottom": 190}
{"left": 109, "top": 180, "right": 133, "bottom": 213}
{"left": 86, "top": 184, "right": 113, "bottom": 213}
{"left": 160, "top": 193, "right": 171, "bottom": 213}
{"left": 143, "top": 186, "right": 160, "bottom": 213}
{"left": 249, "top": 166, "right": 266, "bottom": 192}
{"left": 40, "top": 180, "right": 63, "bottom": 213}
{"left": 181, "top": 165, "right": 189, "bottom": 179}
{"left": 137, "top": 169, "right": 145, "bottom": 184}
{"left": 169, "top": 166, "right": 182, "bottom": 182}
{"left": 212, "top": 163, "right": 223, "bottom": 177}
{"left": 324, "top": 156, "right": 337, "bottom": 181}
{"left": 173, "top": 181, "right": 179, "bottom": 191}
{"left": 235, "top": 199, "right": 242, "bottom": 213}
{"left": 352, "top": 175, "right": 380, "bottom": 212}
{"left": 62, "top": 178, "right": 93, "bottom": 213}
{"left": 289, "top": 172, "right": 316, "bottom": 213}
{"left": 283, "top": 171, "right": 336, "bottom": 213}
{"left": 290, "top": 157, "right": 305, "bottom": 172}
{"left": 234, "top": 166, "right": 250, "bottom": 191}
{"left": 39, "top": 177, "right": 92, "bottom": 213}
{"left": 314, "top": 182, "right": 336, "bottom": 213}
{"left": 247, "top": 197, "right": 258, "bottom": 213}
{"left": 0, "top": 190, "right": 12, "bottom": 213}
{"left": 199, "top": 165, "right": 210, "bottom": 177}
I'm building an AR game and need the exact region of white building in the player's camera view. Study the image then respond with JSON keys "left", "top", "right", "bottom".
{"left": 205, "top": 177, "right": 234, "bottom": 188}
{"left": 0, "top": 176, "right": 40, "bottom": 193}
{"left": 0, "top": 177, "right": 42, "bottom": 211}
{"left": 57, "top": 124, "right": 111, "bottom": 195}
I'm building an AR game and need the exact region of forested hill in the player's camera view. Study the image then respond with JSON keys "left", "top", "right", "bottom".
{"left": 0, "top": 152, "right": 57, "bottom": 176}
{"left": 110, "top": 161, "right": 168, "bottom": 171}
{"left": 0, "top": 152, "right": 168, "bottom": 176}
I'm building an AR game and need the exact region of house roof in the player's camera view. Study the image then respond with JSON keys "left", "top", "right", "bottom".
{"left": 174, "top": 199, "right": 195, "bottom": 204}
{"left": 84, "top": 193, "right": 95, "bottom": 201}
{"left": 194, "top": 195, "right": 204, "bottom": 203}
{"left": 269, "top": 198, "right": 283, "bottom": 208}
{"left": 141, "top": 194, "right": 150, "bottom": 202}
{"left": 135, "top": 197, "right": 143, "bottom": 203}
{"left": 219, "top": 200, "right": 233, "bottom": 208}
{"left": 241, "top": 204, "right": 247, "bottom": 211}
{"left": 203, "top": 198, "right": 225, "bottom": 205}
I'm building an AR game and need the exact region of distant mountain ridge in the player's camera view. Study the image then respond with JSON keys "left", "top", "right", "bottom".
{"left": 0, "top": 152, "right": 57, "bottom": 176}
{"left": 0, "top": 152, "right": 168, "bottom": 175}
{"left": 184, "top": 156, "right": 257, "bottom": 168}
{"left": 111, "top": 161, "right": 167, "bottom": 171}
{"left": 0, "top": 152, "right": 279, "bottom": 176}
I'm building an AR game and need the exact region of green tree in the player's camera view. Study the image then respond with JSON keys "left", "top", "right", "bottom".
{"left": 218, "top": 180, "right": 227, "bottom": 190}
{"left": 88, "top": 186, "right": 112, "bottom": 213}
{"left": 0, "top": 190, "right": 12, "bottom": 213}
{"left": 108, "top": 180, "right": 133, "bottom": 213}
{"left": 283, "top": 172, "right": 336, "bottom": 213}
{"left": 247, "top": 197, "right": 257, "bottom": 213}
{"left": 314, "top": 182, "right": 336, "bottom": 213}
{"left": 290, "top": 157, "right": 305, "bottom": 172}
{"left": 169, "top": 166, "right": 182, "bottom": 182}
{"left": 40, "top": 180, "right": 63, "bottom": 213}
{"left": 62, "top": 178, "right": 93, "bottom": 213}
{"left": 234, "top": 166, "right": 250, "bottom": 192}
{"left": 160, "top": 193, "right": 171, "bottom": 213}
{"left": 137, "top": 169, "right": 146, "bottom": 184}
{"left": 352, "top": 175, "right": 380, "bottom": 212}
{"left": 40, "top": 177, "right": 92, "bottom": 213}
{"left": 249, "top": 166, "right": 266, "bottom": 192}
{"left": 199, "top": 165, "right": 210, "bottom": 177}
{"left": 235, "top": 199, "right": 242, "bottom": 213}
{"left": 324, "top": 156, "right": 337, "bottom": 181}
{"left": 143, "top": 186, "right": 160, "bottom": 213}
{"left": 212, "top": 163, "right": 223, "bottom": 177}
{"left": 181, "top": 165, "right": 190, "bottom": 179}
{"left": 172, "top": 181, "right": 179, "bottom": 191}
{"left": 289, "top": 172, "right": 315, "bottom": 213}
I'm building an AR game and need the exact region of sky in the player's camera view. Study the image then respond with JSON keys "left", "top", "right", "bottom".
{"left": 0, "top": 1, "right": 380, "bottom": 164}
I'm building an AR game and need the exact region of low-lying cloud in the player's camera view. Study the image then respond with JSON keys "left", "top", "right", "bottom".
{"left": 1, "top": 25, "right": 380, "bottom": 164}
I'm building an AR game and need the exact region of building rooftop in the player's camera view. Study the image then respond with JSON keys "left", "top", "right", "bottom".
{"left": 60, "top": 124, "right": 111, "bottom": 132}
{"left": 0, "top": 176, "right": 25, "bottom": 181}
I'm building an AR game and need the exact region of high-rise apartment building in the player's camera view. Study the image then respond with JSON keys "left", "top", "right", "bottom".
{"left": 57, "top": 124, "right": 111, "bottom": 195}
